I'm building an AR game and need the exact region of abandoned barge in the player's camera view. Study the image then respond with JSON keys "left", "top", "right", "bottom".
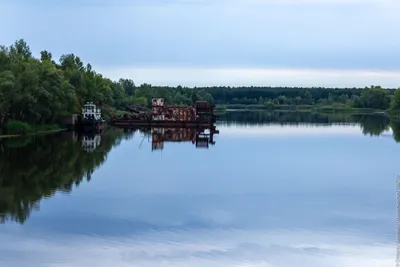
{"left": 108, "top": 98, "right": 219, "bottom": 129}
{"left": 62, "top": 98, "right": 219, "bottom": 135}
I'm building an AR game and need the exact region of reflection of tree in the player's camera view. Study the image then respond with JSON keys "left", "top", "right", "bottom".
{"left": 353, "top": 114, "right": 390, "bottom": 136}
{"left": 219, "top": 110, "right": 400, "bottom": 143}
{"left": 391, "top": 119, "right": 400, "bottom": 143}
{"left": 0, "top": 129, "right": 130, "bottom": 224}
{"left": 219, "top": 111, "right": 358, "bottom": 126}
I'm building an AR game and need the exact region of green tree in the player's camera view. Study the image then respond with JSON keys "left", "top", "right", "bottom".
{"left": 359, "top": 86, "right": 390, "bottom": 109}
{"left": 119, "top": 78, "right": 135, "bottom": 96}
{"left": 303, "top": 90, "right": 313, "bottom": 105}
{"left": 191, "top": 92, "right": 199, "bottom": 103}
{"left": 391, "top": 88, "right": 400, "bottom": 110}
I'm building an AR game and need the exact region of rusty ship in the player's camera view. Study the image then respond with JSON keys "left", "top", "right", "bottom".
{"left": 108, "top": 98, "right": 219, "bottom": 129}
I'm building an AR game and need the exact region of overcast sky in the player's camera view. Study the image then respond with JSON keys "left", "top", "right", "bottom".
{"left": 1, "top": 0, "right": 400, "bottom": 87}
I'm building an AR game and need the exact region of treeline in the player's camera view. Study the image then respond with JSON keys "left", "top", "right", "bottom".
{"left": 201, "top": 86, "right": 397, "bottom": 110}
{"left": 1, "top": 39, "right": 400, "bottom": 128}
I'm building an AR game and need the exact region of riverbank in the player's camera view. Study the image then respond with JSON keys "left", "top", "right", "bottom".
{"left": 0, "top": 129, "right": 67, "bottom": 139}
{"left": 0, "top": 121, "right": 67, "bottom": 139}
{"left": 215, "top": 104, "right": 383, "bottom": 113}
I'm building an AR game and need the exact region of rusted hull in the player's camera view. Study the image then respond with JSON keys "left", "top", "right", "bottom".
{"left": 109, "top": 99, "right": 218, "bottom": 132}
{"left": 109, "top": 120, "right": 216, "bottom": 129}
{"left": 76, "top": 121, "right": 107, "bottom": 133}
{"left": 83, "top": 123, "right": 107, "bottom": 131}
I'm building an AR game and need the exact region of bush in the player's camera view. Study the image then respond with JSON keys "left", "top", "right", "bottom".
{"left": 3, "top": 121, "right": 33, "bottom": 135}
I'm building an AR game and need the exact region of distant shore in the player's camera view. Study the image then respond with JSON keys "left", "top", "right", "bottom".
{"left": 215, "top": 104, "right": 386, "bottom": 113}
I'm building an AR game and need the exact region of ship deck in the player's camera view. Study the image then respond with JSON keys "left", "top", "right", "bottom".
{"left": 109, "top": 119, "right": 216, "bottom": 129}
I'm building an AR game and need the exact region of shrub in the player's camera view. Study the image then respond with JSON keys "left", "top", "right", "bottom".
{"left": 3, "top": 121, "right": 33, "bottom": 135}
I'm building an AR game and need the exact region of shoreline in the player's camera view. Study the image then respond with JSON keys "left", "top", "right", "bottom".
{"left": 215, "top": 104, "right": 386, "bottom": 114}
{"left": 0, "top": 128, "right": 67, "bottom": 139}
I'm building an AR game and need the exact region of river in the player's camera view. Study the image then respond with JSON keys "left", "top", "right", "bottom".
{"left": 0, "top": 111, "right": 399, "bottom": 267}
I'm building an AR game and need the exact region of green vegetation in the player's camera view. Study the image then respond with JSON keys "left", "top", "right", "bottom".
{"left": 1, "top": 38, "right": 400, "bottom": 135}
{"left": 213, "top": 85, "right": 397, "bottom": 112}
{"left": 0, "top": 120, "right": 62, "bottom": 136}
{"left": 3, "top": 121, "right": 32, "bottom": 135}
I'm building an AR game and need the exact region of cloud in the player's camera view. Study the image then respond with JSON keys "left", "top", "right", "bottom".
{"left": 1, "top": 0, "right": 399, "bottom": 86}
{"left": 0, "top": 229, "right": 394, "bottom": 267}
{"left": 98, "top": 67, "right": 400, "bottom": 88}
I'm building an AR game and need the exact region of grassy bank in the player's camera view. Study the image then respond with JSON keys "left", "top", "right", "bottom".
{"left": 215, "top": 104, "right": 381, "bottom": 113}
{"left": 0, "top": 121, "right": 66, "bottom": 138}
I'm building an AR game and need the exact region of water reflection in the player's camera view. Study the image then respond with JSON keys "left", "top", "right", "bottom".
{"left": 81, "top": 134, "right": 102, "bottom": 153}
{"left": 219, "top": 111, "right": 400, "bottom": 139}
{"left": 1, "top": 112, "right": 400, "bottom": 226}
{"left": 124, "top": 127, "right": 219, "bottom": 151}
{"left": 0, "top": 129, "right": 129, "bottom": 224}
{"left": 0, "top": 126, "right": 220, "bottom": 225}
{"left": 1, "top": 111, "right": 400, "bottom": 267}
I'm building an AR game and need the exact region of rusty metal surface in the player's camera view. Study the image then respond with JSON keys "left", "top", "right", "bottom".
{"left": 109, "top": 98, "right": 218, "bottom": 127}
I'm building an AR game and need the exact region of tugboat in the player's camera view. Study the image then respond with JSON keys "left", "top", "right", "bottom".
{"left": 78, "top": 102, "right": 107, "bottom": 133}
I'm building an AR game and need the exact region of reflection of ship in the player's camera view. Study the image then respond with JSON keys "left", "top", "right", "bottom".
{"left": 121, "top": 127, "right": 219, "bottom": 151}
{"left": 81, "top": 134, "right": 101, "bottom": 152}
{"left": 151, "top": 127, "right": 218, "bottom": 151}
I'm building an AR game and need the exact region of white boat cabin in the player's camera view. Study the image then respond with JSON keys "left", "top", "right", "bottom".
{"left": 82, "top": 102, "right": 102, "bottom": 120}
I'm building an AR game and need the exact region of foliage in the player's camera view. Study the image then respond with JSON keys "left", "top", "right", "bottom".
{"left": 357, "top": 85, "right": 390, "bottom": 109}
{"left": 391, "top": 88, "right": 400, "bottom": 110}
{"left": 1, "top": 121, "right": 61, "bottom": 135}
{"left": 3, "top": 120, "right": 33, "bottom": 135}
{"left": 202, "top": 85, "right": 394, "bottom": 110}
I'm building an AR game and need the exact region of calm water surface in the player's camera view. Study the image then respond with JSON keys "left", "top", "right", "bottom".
{"left": 1, "top": 111, "right": 400, "bottom": 267}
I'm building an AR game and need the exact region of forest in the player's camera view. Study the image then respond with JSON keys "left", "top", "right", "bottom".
{"left": 1, "top": 39, "right": 400, "bottom": 132}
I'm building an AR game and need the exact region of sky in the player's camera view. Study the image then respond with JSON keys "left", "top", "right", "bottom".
{"left": 1, "top": 0, "right": 400, "bottom": 87}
